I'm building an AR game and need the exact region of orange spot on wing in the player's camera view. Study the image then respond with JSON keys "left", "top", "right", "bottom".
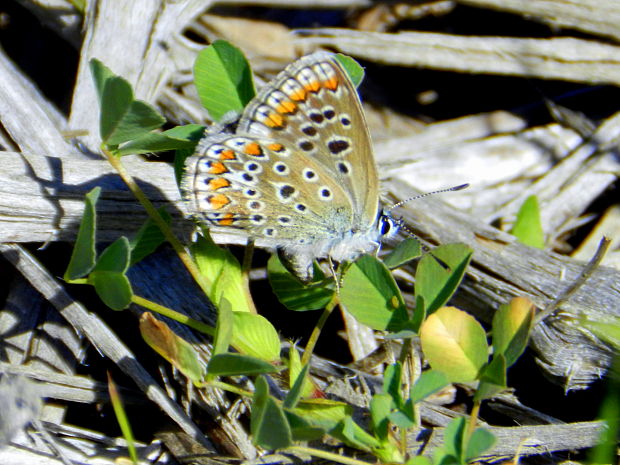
{"left": 304, "top": 79, "right": 320, "bottom": 92}
{"left": 217, "top": 213, "right": 235, "bottom": 226}
{"left": 324, "top": 76, "right": 338, "bottom": 91}
{"left": 289, "top": 87, "right": 307, "bottom": 101}
{"left": 207, "top": 194, "right": 230, "bottom": 209}
{"left": 208, "top": 177, "right": 230, "bottom": 191}
{"left": 244, "top": 142, "right": 263, "bottom": 156}
{"left": 219, "top": 149, "right": 236, "bottom": 160}
{"left": 264, "top": 113, "right": 284, "bottom": 129}
{"left": 208, "top": 162, "right": 228, "bottom": 175}
{"left": 268, "top": 143, "right": 284, "bottom": 152}
{"left": 276, "top": 100, "right": 297, "bottom": 114}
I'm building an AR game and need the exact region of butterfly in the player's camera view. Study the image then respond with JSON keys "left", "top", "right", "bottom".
{"left": 182, "top": 51, "right": 396, "bottom": 282}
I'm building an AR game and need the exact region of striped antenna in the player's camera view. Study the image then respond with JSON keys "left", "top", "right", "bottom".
{"left": 384, "top": 183, "right": 469, "bottom": 269}
{"left": 387, "top": 184, "right": 469, "bottom": 212}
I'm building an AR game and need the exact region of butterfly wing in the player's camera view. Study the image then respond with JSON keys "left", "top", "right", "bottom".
{"left": 238, "top": 52, "right": 380, "bottom": 230}
{"left": 183, "top": 52, "right": 380, "bottom": 255}
{"left": 183, "top": 132, "right": 354, "bottom": 247}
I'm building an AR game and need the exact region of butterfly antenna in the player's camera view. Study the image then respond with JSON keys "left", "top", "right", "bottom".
{"left": 387, "top": 184, "right": 469, "bottom": 213}
{"left": 386, "top": 183, "right": 469, "bottom": 270}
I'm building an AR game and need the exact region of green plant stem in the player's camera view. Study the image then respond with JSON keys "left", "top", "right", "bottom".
{"left": 301, "top": 292, "right": 339, "bottom": 366}
{"left": 241, "top": 239, "right": 257, "bottom": 314}
{"left": 409, "top": 341, "right": 423, "bottom": 428}
{"left": 467, "top": 400, "right": 482, "bottom": 440}
{"left": 399, "top": 339, "right": 419, "bottom": 454}
{"left": 286, "top": 445, "right": 371, "bottom": 465}
{"left": 107, "top": 373, "right": 138, "bottom": 464}
{"left": 203, "top": 379, "right": 253, "bottom": 398}
{"left": 102, "top": 147, "right": 212, "bottom": 296}
{"left": 132, "top": 295, "right": 214, "bottom": 337}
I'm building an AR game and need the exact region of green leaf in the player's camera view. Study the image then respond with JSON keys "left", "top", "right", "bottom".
{"left": 512, "top": 195, "right": 545, "bottom": 248}
{"left": 474, "top": 355, "right": 506, "bottom": 402}
{"left": 251, "top": 376, "right": 292, "bottom": 450}
{"left": 206, "top": 353, "right": 278, "bottom": 376}
{"left": 410, "top": 370, "right": 450, "bottom": 404}
{"left": 287, "top": 344, "right": 317, "bottom": 399}
{"left": 388, "top": 407, "right": 415, "bottom": 429}
{"left": 115, "top": 124, "right": 203, "bottom": 156}
{"left": 492, "top": 297, "right": 534, "bottom": 367}
{"left": 90, "top": 237, "right": 133, "bottom": 310}
{"left": 194, "top": 40, "right": 255, "bottom": 121}
{"left": 437, "top": 417, "right": 466, "bottom": 462}
{"left": 90, "top": 59, "right": 115, "bottom": 103}
{"left": 465, "top": 428, "right": 496, "bottom": 461}
{"left": 406, "top": 456, "right": 433, "bottom": 465}
{"left": 334, "top": 54, "right": 364, "bottom": 88}
{"left": 338, "top": 415, "right": 404, "bottom": 464}
{"left": 340, "top": 254, "right": 409, "bottom": 331}
{"left": 335, "top": 417, "right": 381, "bottom": 452}
{"left": 283, "top": 363, "right": 310, "bottom": 409}
{"left": 90, "top": 60, "right": 165, "bottom": 146}
{"left": 434, "top": 456, "right": 460, "bottom": 465}
{"left": 64, "top": 187, "right": 100, "bottom": 280}
{"left": 293, "top": 398, "right": 352, "bottom": 432}
{"left": 369, "top": 393, "right": 393, "bottom": 441}
{"left": 191, "top": 232, "right": 251, "bottom": 313}
{"left": 268, "top": 254, "right": 335, "bottom": 311}
{"left": 173, "top": 125, "right": 207, "bottom": 187}
{"left": 213, "top": 298, "right": 233, "bottom": 357}
{"left": 410, "top": 294, "right": 427, "bottom": 333}
{"left": 383, "top": 238, "right": 422, "bottom": 269}
{"left": 163, "top": 124, "right": 206, "bottom": 141}
{"left": 96, "top": 76, "right": 132, "bottom": 143}
{"left": 382, "top": 362, "right": 403, "bottom": 408}
{"left": 283, "top": 410, "right": 326, "bottom": 442}
{"left": 230, "top": 312, "right": 281, "bottom": 362}
{"left": 90, "top": 271, "right": 133, "bottom": 310}
{"left": 104, "top": 99, "right": 166, "bottom": 147}
{"left": 420, "top": 306, "right": 488, "bottom": 383}
{"left": 576, "top": 313, "right": 620, "bottom": 350}
{"left": 139, "top": 313, "right": 206, "bottom": 383}
{"left": 175, "top": 147, "right": 194, "bottom": 189}
{"left": 129, "top": 208, "right": 171, "bottom": 266}
{"left": 588, "top": 360, "right": 620, "bottom": 465}
{"left": 415, "top": 243, "right": 472, "bottom": 315}
{"left": 94, "top": 237, "right": 130, "bottom": 273}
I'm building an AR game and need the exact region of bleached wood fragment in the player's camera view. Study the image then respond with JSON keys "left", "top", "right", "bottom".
{"left": 459, "top": 0, "right": 620, "bottom": 42}
{"left": 0, "top": 244, "right": 212, "bottom": 450}
{"left": 407, "top": 421, "right": 605, "bottom": 459}
{"left": 0, "top": 152, "right": 186, "bottom": 243}
{"left": 15, "top": 0, "right": 82, "bottom": 47}
{"left": 296, "top": 29, "right": 620, "bottom": 85}
{"left": 572, "top": 205, "right": 620, "bottom": 270}
{"left": 198, "top": 14, "right": 296, "bottom": 61}
{"left": 215, "top": 0, "right": 370, "bottom": 6}
{"left": 376, "top": 115, "right": 582, "bottom": 219}
{"left": 491, "top": 111, "right": 620, "bottom": 241}
{"left": 0, "top": 50, "right": 80, "bottom": 157}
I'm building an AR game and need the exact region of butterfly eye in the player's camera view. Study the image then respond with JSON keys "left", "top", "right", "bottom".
{"left": 380, "top": 220, "right": 391, "bottom": 236}
{"left": 379, "top": 215, "right": 395, "bottom": 236}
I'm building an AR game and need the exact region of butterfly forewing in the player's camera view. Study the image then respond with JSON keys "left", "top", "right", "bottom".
{"left": 238, "top": 52, "right": 380, "bottom": 229}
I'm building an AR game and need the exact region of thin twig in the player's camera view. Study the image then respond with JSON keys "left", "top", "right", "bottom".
{"left": 534, "top": 237, "right": 611, "bottom": 326}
